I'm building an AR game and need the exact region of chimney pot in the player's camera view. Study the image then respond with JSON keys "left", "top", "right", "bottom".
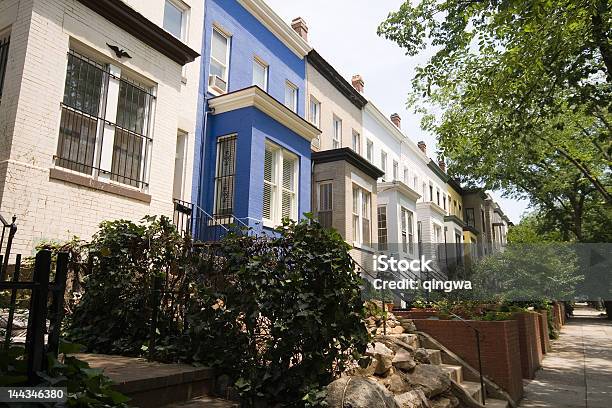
{"left": 390, "top": 113, "right": 401, "bottom": 129}
{"left": 417, "top": 141, "right": 427, "bottom": 154}
{"left": 291, "top": 17, "right": 308, "bottom": 41}
{"left": 351, "top": 74, "right": 364, "bottom": 93}
{"left": 438, "top": 158, "right": 446, "bottom": 173}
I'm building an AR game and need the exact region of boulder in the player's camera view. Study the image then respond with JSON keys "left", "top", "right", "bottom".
{"left": 376, "top": 335, "right": 417, "bottom": 354}
{"left": 390, "top": 325, "right": 405, "bottom": 334}
{"left": 404, "top": 364, "right": 451, "bottom": 398}
{"left": 366, "top": 342, "right": 395, "bottom": 375}
{"left": 394, "top": 389, "right": 431, "bottom": 408}
{"left": 392, "top": 349, "right": 417, "bottom": 372}
{"left": 414, "top": 348, "right": 431, "bottom": 364}
{"left": 378, "top": 370, "right": 411, "bottom": 394}
{"left": 430, "top": 395, "right": 459, "bottom": 408}
{"left": 326, "top": 376, "right": 399, "bottom": 408}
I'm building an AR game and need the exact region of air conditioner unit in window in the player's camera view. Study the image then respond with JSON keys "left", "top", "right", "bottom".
{"left": 208, "top": 75, "right": 227, "bottom": 93}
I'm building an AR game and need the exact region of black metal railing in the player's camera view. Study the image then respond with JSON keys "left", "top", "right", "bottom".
{"left": 1, "top": 250, "right": 69, "bottom": 384}
{"left": 0, "top": 214, "right": 17, "bottom": 281}
{"left": 173, "top": 199, "right": 251, "bottom": 243}
{"left": 449, "top": 312, "right": 486, "bottom": 405}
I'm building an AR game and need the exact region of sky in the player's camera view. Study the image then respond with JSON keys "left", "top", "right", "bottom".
{"left": 265, "top": 0, "right": 531, "bottom": 223}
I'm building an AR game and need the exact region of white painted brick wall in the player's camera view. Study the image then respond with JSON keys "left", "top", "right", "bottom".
{"left": 0, "top": 0, "right": 202, "bottom": 255}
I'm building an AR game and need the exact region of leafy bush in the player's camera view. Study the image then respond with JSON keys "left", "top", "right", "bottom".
{"left": 182, "top": 217, "right": 370, "bottom": 406}
{"left": 66, "top": 216, "right": 188, "bottom": 358}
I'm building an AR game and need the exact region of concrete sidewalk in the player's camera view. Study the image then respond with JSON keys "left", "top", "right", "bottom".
{"left": 519, "top": 305, "right": 612, "bottom": 408}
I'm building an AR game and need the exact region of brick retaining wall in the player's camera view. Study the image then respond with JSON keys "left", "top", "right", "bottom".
{"left": 514, "top": 312, "right": 543, "bottom": 379}
{"left": 411, "top": 319, "right": 524, "bottom": 402}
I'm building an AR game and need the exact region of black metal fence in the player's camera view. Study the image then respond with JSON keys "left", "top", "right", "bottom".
{"left": 1, "top": 250, "right": 69, "bottom": 383}
{"left": 0, "top": 214, "right": 17, "bottom": 281}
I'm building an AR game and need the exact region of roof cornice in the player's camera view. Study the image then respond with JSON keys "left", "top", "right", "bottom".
{"left": 208, "top": 86, "right": 321, "bottom": 141}
{"left": 448, "top": 177, "right": 464, "bottom": 194}
{"left": 237, "top": 0, "right": 312, "bottom": 58}
{"left": 417, "top": 201, "right": 447, "bottom": 217}
{"left": 312, "top": 148, "right": 385, "bottom": 179}
{"left": 463, "top": 188, "right": 488, "bottom": 200}
{"left": 363, "top": 102, "right": 430, "bottom": 164}
{"left": 428, "top": 160, "right": 450, "bottom": 183}
{"left": 76, "top": 0, "right": 199, "bottom": 65}
{"left": 378, "top": 181, "right": 422, "bottom": 202}
{"left": 307, "top": 50, "right": 367, "bottom": 109}
{"left": 462, "top": 225, "right": 481, "bottom": 236}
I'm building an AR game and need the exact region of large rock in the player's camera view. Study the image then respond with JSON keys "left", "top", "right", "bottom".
{"left": 366, "top": 342, "right": 395, "bottom": 375}
{"left": 375, "top": 335, "right": 416, "bottom": 354}
{"left": 430, "top": 395, "right": 459, "bottom": 408}
{"left": 392, "top": 349, "right": 417, "bottom": 371}
{"left": 404, "top": 364, "right": 451, "bottom": 398}
{"left": 326, "top": 376, "right": 399, "bottom": 408}
{"left": 395, "top": 389, "right": 431, "bottom": 408}
{"left": 378, "top": 370, "right": 411, "bottom": 394}
{"left": 414, "top": 348, "right": 431, "bottom": 364}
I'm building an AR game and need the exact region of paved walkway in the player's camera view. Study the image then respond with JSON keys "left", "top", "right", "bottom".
{"left": 519, "top": 305, "right": 612, "bottom": 408}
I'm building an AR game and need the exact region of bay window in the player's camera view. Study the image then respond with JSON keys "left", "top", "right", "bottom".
{"left": 352, "top": 185, "right": 371, "bottom": 245}
{"left": 55, "top": 50, "right": 154, "bottom": 189}
{"left": 316, "top": 182, "right": 333, "bottom": 228}
{"left": 263, "top": 142, "right": 298, "bottom": 226}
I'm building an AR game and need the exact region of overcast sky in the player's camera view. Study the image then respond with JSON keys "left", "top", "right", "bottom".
{"left": 265, "top": 0, "right": 530, "bottom": 223}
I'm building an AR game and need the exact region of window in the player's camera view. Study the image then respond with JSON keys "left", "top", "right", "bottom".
{"left": 377, "top": 205, "right": 388, "bottom": 251}
{"left": 263, "top": 142, "right": 298, "bottom": 226}
{"left": 352, "top": 186, "right": 371, "bottom": 245}
{"left": 309, "top": 96, "right": 320, "bottom": 127}
{"left": 403, "top": 168, "right": 409, "bottom": 184}
{"left": 443, "top": 195, "right": 447, "bottom": 210}
{"left": 173, "top": 131, "right": 188, "bottom": 200}
{"left": 433, "top": 223, "right": 442, "bottom": 244}
{"left": 366, "top": 139, "right": 373, "bottom": 162}
{"left": 429, "top": 185, "right": 434, "bottom": 201}
{"left": 413, "top": 176, "right": 418, "bottom": 190}
{"left": 213, "top": 135, "right": 237, "bottom": 217}
{"left": 393, "top": 160, "right": 399, "bottom": 181}
{"left": 465, "top": 208, "right": 475, "bottom": 228}
{"left": 401, "top": 208, "right": 414, "bottom": 255}
{"left": 332, "top": 116, "right": 342, "bottom": 149}
{"left": 352, "top": 130, "right": 361, "bottom": 154}
{"left": 56, "top": 50, "right": 154, "bottom": 189}
{"left": 285, "top": 81, "right": 298, "bottom": 112}
{"left": 163, "top": 0, "right": 187, "bottom": 40}
{"left": 436, "top": 189, "right": 440, "bottom": 206}
{"left": 0, "top": 34, "right": 9, "bottom": 104}
{"left": 380, "top": 151, "right": 387, "bottom": 179}
{"left": 317, "top": 182, "right": 333, "bottom": 228}
{"left": 209, "top": 27, "right": 230, "bottom": 93}
{"left": 252, "top": 57, "right": 268, "bottom": 90}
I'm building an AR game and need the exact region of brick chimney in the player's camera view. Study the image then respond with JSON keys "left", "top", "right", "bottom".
{"left": 291, "top": 17, "right": 308, "bottom": 41}
{"left": 390, "top": 113, "right": 401, "bottom": 129}
{"left": 438, "top": 158, "right": 446, "bottom": 172}
{"left": 351, "top": 74, "right": 364, "bottom": 93}
{"left": 417, "top": 141, "right": 427, "bottom": 154}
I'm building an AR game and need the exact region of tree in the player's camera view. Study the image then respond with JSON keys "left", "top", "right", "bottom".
{"left": 378, "top": 0, "right": 612, "bottom": 229}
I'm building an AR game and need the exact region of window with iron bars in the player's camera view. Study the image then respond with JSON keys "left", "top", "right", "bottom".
{"left": 55, "top": 50, "right": 155, "bottom": 189}
{"left": 213, "top": 135, "right": 237, "bottom": 221}
{"left": 0, "top": 34, "right": 10, "bottom": 104}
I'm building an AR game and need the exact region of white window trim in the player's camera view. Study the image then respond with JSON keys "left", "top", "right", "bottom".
{"left": 209, "top": 25, "right": 231, "bottom": 95}
{"left": 285, "top": 80, "right": 298, "bottom": 112}
{"left": 263, "top": 141, "right": 299, "bottom": 228}
{"left": 366, "top": 139, "right": 373, "bottom": 162}
{"left": 400, "top": 207, "right": 415, "bottom": 255}
{"left": 309, "top": 95, "right": 321, "bottom": 127}
{"left": 164, "top": 0, "right": 190, "bottom": 42}
{"left": 252, "top": 55, "right": 268, "bottom": 91}
{"left": 380, "top": 150, "right": 387, "bottom": 180}
{"left": 352, "top": 185, "right": 372, "bottom": 248}
{"left": 352, "top": 130, "right": 361, "bottom": 154}
{"left": 332, "top": 115, "right": 342, "bottom": 149}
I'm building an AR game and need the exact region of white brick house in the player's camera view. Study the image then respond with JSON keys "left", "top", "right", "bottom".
{"left": 0, "top": 0, "right": 202, "bottom": 255}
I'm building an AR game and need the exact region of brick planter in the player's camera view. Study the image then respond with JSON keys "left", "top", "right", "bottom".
{"left": 513, "top": 312, "right": 543, "bottom": 379}
{"left": 412, "top": 319, "right": 523, "bottom": 402}
{"left": 537, "top": 310, "right": 551, "bottom": 354}
{"left": 394, "top": 310, "right": 439, "bottom": 319}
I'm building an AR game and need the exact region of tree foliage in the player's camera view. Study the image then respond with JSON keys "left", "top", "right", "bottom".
{"left": 378, "top": 0, "right": 612, "bottom": 240}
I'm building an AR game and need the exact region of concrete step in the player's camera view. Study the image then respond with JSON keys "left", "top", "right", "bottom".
{"left": 75, "top": 353, "right": 215, "bottom": 408}
{"left": 440, "top": 363, "right": 463, "bottom": 383}
{"left": 425, "top": 348, "right": 442, "bottom": 365}
{"left": 482, "top": 398, "right": 510, "bottom": 408}
{"left": 162, "top": 397, "right": 238, "bottom": 407}
{"left": 461, "top": 381, "right": 483, "bottom": 402}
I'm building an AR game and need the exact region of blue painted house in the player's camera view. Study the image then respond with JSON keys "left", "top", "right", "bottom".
{"left": 192, "top": 0, "right": 319, "bottom": 238}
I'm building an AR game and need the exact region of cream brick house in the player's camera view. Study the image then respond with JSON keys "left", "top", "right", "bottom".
{"left": 0, "top": 0, "right": 201, "bottom": 255}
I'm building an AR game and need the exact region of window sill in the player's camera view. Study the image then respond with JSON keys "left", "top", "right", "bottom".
{"left": 353, "top": 242, "right": 376, "bottom": 254}
{"left": 49, "top": 168, "right": 151, "bottom": 203}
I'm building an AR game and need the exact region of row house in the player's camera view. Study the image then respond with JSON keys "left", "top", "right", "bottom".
{"left": 192, "top": 0, "right": 320, "bottom": 239}
{"left": 0, "top": 0, "right": 202, "bottom": 255}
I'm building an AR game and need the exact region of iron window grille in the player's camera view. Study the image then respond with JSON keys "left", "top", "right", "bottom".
{"left": 0, "top": 34, "right": 10, "bottom": 104}
{"left": 213, "top": 135, "right": 237, "bottom": 221}
{"left": 55, "top": 50, "right": 155, "bottom": 189}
